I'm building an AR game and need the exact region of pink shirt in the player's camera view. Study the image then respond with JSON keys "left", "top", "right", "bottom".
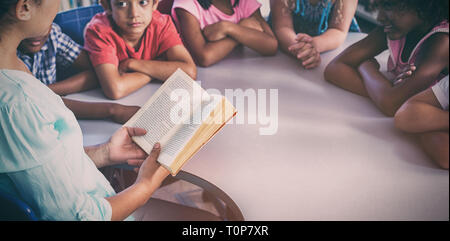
{"left": 84, "top": 11, "right": 183, "bottom": 67}
{"left": 387, "top": 20, "right": 449, "bottom": 84}
{"left": 171, "top": 0, "right": 262, "bottom": 30}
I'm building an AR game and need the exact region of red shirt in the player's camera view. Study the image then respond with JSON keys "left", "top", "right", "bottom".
{"left": 84, "top": 10, "right": 182, "bottom": 67}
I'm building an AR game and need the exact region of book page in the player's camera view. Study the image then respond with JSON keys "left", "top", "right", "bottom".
{"left": 159, "top": 94, "right": 223, "bottom": 167}
{"left": 124, "top": 69, "right": 209, "bottom": 166}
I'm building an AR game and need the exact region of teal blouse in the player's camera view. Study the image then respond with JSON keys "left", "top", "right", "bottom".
{"left": 0, "top": 69, "right": 115, "bottom": 220}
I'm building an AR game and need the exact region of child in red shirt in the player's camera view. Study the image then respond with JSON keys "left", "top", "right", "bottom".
{"left": 85, "top": 0, "right": 197, "bottom": 99}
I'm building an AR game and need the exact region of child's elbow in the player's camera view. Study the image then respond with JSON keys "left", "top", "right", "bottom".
{"left": 196, "top": 52, "right": 215, "bottom": 68}
{"left": 394, "top": 105, "right": 410, "bottom": 132}
{"left": 185, "top": 64, "right": 198, "bottom": 80}
{"left": 102, "top": 83, "right": 126, "bottom": 100}
{"left": 378, "top": 98, "right": 399, "bottom": 117}
{"left": 324, "top": 60, "right": 338, "bottom": 84}
{"left": 261, "top": 40, "right": 279, "bottom": 56}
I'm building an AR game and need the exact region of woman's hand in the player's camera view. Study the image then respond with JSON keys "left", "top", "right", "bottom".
{"left": 129, "top": 143, "right": 170, "bottom": 187}
{"left": 107, "top": 127, "right": 148, "bottom": 167}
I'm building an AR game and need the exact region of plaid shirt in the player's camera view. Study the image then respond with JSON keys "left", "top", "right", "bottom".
{"left": 17, "top": 23, "right": 82, "bottom": 85}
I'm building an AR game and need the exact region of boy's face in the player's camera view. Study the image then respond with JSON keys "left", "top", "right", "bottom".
{"left": 102, "top": 0, "right": 159, "bottom": 36}
{"left": 18, "top": 26, "right": 52, "bottom": 54}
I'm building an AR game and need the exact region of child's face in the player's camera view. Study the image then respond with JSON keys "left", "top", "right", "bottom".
{"left": 377, "top": 6, "right": 424, "bottom": 40}
{"left": 18, "top": 27, "right": 52, "bottom": 54}
{"left": 102, "top": 0, "right": 158, "bottom": 36}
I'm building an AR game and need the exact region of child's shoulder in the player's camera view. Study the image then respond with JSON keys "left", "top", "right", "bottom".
{"left": 85, "top": 12, "right": 114, "bottom": 34}
{"left": 149, "top": 10, "right": 176, "bottom": 30}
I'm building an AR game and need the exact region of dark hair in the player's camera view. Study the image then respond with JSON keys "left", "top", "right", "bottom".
{"left": 0, "top": 0, "right": 18, "bottom": 20}
{"left": 197, "top": 0, "right": 240, "bottom": 10}
{"left": 374, "top": 0, "right": 449, "bottom": 25}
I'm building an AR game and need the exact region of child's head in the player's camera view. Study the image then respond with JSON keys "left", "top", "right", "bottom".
{"left": 0, "top": 0, "right": 58, "bottom": 41}
{"left": 375, "top": 0, "right": 449, "bottom": 40}
{"left": 100, "top": 0, "right": 159, "bottom": 37}
{"left": 196, "top": 0, "right": 240, "bottom": 10}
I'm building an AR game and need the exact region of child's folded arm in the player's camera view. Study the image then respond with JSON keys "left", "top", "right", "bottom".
{"left": 175, "top": 8, "right": 239, "bottom": 67}
{"left": 324, "top": 27, "right": 387, "bottom": 96}
{"left": 48, "top": 70, "right": 99, "bottom": 96}
{"left": 94, "top": 63, "right": 152, "bottom": 100}
{"left": 310, "top": 0, "right": 358, "bottom": 53}
{"left": 225, "top": 10, "right": 278, "bottom": 56}
{"left": 395, "top": 89, "right": 450, "bottom": 133}
{"left": 121, "top": 45, "right": 197, "bottom": 81}
{"left": 358, "top": 33, "right": 449, "bottom": 117}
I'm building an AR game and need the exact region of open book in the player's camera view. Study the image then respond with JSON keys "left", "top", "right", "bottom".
{"left": 124, "top": 69, "right": 237, "bottom": 176}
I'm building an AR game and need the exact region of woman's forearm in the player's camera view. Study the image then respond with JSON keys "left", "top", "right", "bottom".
{"left": 84, "top": 143, "right": 109, "bottom": 168}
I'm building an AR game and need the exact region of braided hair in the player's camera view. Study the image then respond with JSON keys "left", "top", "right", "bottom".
{"left": 197, "top": 0, "right": 240, "bottom": 10}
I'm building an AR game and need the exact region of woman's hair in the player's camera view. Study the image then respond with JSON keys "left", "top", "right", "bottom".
{"left": 0, "top": 0, "right": 41, "bottom": 40}
{"left": 0, "top": 0, "right": 18, "bottom": 20}
{"left": 0, "top": 0, "right": 19, "bottom": 39}
{"left": 282, "top": 0, "right": 344, "bottom": 25}
{"left": 374, "top": 0, "right": 449, "bottom": 25}
{"left": 197, "top": 0, "right": 240, "bottom": 10}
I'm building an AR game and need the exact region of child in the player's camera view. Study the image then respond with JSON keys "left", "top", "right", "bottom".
{"left": 172, "top": 0, "right": 278, "bottom": 67}
{"left": 395, "top": 76, "right": 449, "bottom": 170}
{"left": 325, "top": 0, "right": 449, "bottom": 117}
{"left": 84, "top": 0, "right": 197, "bottom": 100}
{"left": 270, "top": 0, "right": 359, "bottom": 69}
{"left": 17, "top": 23, "right": 139, "bottom": 124}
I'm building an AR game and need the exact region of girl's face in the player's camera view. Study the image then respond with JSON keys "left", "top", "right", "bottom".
{"left": 105, "top": 0, "right": 158, "bottom": 36}
{"left": 377, "top": 6, "right": 424, "bottom": 40}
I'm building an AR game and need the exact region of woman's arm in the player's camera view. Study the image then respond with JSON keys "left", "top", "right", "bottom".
{"left": 324, "top": 27, "right": 388, "bottom": 96}
{"left": 175, "top": 8, "right": 240, "bottom": 67}
{"left": 224, "top": 10, "right": 278, "bottom": 56}
{"left": 358, "top": 33, "right": 449, "bottom": 116}
{"left": 119, "top": 45, "right": 197, "bottom": 81}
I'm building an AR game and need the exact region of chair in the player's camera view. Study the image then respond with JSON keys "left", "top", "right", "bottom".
{"left": 0, "top": 190, "right": 38, "bottom": 221}
{"left": 53, "top": 5, "right": 104, "bottom": 45}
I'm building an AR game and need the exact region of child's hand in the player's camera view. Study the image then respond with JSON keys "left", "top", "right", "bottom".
{"left": 288, "top": 34, "right": 321, "bottom": 69}
{"left": 203, "top": 21, "right": 231, "bottom": 42}
{"left": 239, "top": 17, "right": 263, "bottom": 32}
{"left": 393, "top": 64, "right": 416, "bottom": 85}
{"left": 119, "top": 58, "right": 136, "bottom": 75}
{"left": 110, "top": 104, "right": 140, "bottom": 124}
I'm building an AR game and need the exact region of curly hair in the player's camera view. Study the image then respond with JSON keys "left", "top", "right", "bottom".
{"left": 374, "top": 0, "right": 449, "bottom": 25}
{"left": 197, "top": 0, "right": 240, "bottom": 10}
